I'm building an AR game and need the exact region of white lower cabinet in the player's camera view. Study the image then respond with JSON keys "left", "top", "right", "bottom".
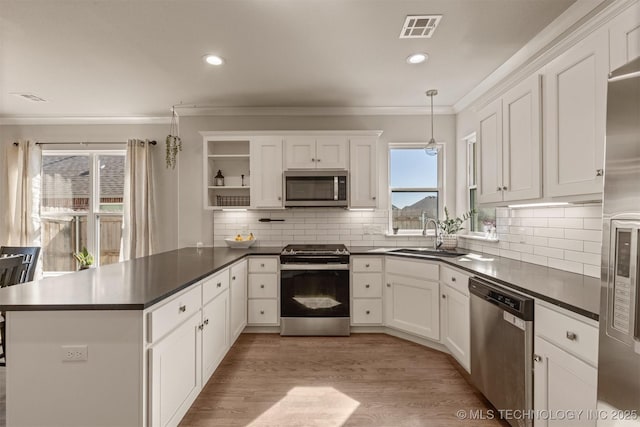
{"left": 229, "top": 260, "right": 248, "bottom": 341}
{"left": 441, "top": 284, "right": 470, "bottom": 372}
{"left": 533, "top": 303, "right": 599, "bottom": 427}
{"left": 202, "top": 289, "right": 229, "bottom": 384}
{"left": 440, "top": 266, "right": 471, "bottom": 372}
{"left": 384, "top": 258, "right": 440, "bottom": 340}
{"left": 247, "top": 256, "right": 279, "bottom": 325}
{"left": 351, "top": 256, "right": 384, "bottom": 326}
{"left": 248, "top": 299, "right": 279, "bottom": 324}
{"left": 148, "top": 266, "right": 237, "bottom": 427}
{"left": 149, "top": 311, "right": 202, "bottom": 427}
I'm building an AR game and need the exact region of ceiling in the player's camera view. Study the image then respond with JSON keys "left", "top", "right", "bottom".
{"left": 0, "top": 0, "right": 577, "bottom": 118}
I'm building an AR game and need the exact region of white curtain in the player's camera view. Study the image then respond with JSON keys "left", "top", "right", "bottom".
{"left": 121, "top": 139, "right": 156, "bottom": 260}
{"left": 2, "top": 140, "right": 42, "bottom": 248}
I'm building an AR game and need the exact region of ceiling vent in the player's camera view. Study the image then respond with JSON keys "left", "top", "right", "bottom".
{"left": 399, "top": 15, "right": 442, "bottom": 39}
{"left": 11, "top": 93, "right": 47, "bottom": 102}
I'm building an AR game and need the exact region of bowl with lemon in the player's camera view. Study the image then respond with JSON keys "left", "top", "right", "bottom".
{"left": 224, "top": 233, "right": 257, "bottom": 248}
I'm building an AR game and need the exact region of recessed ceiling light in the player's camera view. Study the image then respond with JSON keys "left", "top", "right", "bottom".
{"left": 406, "top": 53, "right": 428, "bottom": 64}
{"left": 203, "top": 55, "right": 224, "bottom": 66}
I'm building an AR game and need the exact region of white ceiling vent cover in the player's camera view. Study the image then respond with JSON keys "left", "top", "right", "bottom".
{"left": 399, "top": 15, "right": 442, "bottom": 39}
{"left": 11, "top": 93, "right": 47, "bottom": 102}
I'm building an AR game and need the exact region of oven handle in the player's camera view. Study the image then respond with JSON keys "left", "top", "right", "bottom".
{"left": 280, "top": 264, "right": 350, "bottom": 270}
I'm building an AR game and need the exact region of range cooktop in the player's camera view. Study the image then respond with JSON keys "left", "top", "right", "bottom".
{"left": 281, "top": 244, "right": 350, "bottom": 256}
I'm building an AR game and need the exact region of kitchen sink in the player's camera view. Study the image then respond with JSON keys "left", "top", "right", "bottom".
{"left": 389, "top": 248, "right": 468, "bottom": 258}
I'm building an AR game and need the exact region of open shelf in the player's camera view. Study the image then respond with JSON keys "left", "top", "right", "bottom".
{"left": 204, "top": 138, "right": 251, "bottom": 209}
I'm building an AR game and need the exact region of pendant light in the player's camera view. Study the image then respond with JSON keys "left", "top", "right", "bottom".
{"left": 425, "top": 89, "right": 438, "bottom": 156}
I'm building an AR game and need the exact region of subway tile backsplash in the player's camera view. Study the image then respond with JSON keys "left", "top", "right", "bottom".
{"left": 212, "top": 209, "right": 437, "bottom": 248}
{"left": 213, "top": 204, "right": 603, "bottom": 278}
{"left": 459, "top": 205, "right": 603, "bottom": 278}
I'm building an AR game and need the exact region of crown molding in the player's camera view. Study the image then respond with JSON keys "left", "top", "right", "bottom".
{"left": 0, "top": 116, "right": 172, "bottom": 125}
{"left": 453, "top": 0, "right": 635, "bottom": 113}
{"left": 199, "top": 130, "right": 384, "bottom": 138}
{"left": 174, "top": 105, "right": 455, "bottom": 116}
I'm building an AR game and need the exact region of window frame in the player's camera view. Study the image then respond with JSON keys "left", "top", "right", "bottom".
{"left": 465, "top": 133, "right": 497, "bottom": 236}
{"left": 41, "top": 149, "right": 126, "bottom": 274}
{"left": 387, "top": 142, "right": 445, "bottom": 235}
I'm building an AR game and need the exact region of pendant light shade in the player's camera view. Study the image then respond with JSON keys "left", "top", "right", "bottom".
{"left": 425, "top": 89, "right": 438, "bottom": 156}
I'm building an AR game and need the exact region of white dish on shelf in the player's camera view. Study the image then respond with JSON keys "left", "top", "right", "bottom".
{"left": 224, "top": 238, "right": 257, "bottom": 248}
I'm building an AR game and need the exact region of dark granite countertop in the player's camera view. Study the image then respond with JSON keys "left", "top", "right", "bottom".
{"left": 0, "top": 247, "right": 282, "bottom": 311}
{"left": 350, "top": 247, "right": 600, "bottom": 321}
{"left": 0, "top": 245, "right": 600, "bottom": 321}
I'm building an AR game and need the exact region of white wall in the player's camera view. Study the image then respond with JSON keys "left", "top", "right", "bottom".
{"left": 0, "top": 124, "right": 179, "bottom": 253}
{"left": 177, "top": 114, "right": 457, "bottom": 248}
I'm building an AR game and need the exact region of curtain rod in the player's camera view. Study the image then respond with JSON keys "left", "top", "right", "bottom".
{"left": 13, "top": 140, "right": 157, "bottom": 146}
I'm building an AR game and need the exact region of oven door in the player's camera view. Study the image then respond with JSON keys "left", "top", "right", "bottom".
{"left": 280, "top": 265, "right": 350, "bottom": 318}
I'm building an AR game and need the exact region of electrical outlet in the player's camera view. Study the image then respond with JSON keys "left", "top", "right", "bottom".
{"left": 61, "top": 345, "right": 88, "bottom": 362}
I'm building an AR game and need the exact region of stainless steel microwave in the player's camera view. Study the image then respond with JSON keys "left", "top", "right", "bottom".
{"left": 283, "top": 170, "right": 348, "bottom": 207}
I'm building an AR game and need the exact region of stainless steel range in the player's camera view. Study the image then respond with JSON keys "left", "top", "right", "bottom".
{"left": 280, "top": 244, "right": 350, "bottom": 336}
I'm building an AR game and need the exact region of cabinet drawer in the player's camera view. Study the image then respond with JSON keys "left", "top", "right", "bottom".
{"left": 248, "top": 257, "right": 278, "bottom": 273}
{"left": 352, "top": 299, "right": 383, "bottom": 324}
{"left": 440, "top": 265, "right": 470, "bottom": 296}
{"left": 248, "top": 274, "right": 278, "bottom": 298}
{"left": 386, "top": 257, "right": 439, "bottom": 280}
{"left": 352, "top": 257, "right": 383, "bottom": 272}
{"left": 352, "top": 273, "right": 382, "bottom": 298}
{"left": 535, "top": 304, "right": 599, "bottom": 366}
{"left": 202, "top": 269, "right": 230, "bottom": 304}
{"left": 148, "top": 285, "right": 202, "bottom": 343}
{"left": 248, "top": 299, "right": 278, "bottom": 324}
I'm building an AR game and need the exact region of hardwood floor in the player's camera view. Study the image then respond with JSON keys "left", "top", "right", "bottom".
{"left": 180, "top": 334, "right": 508, "bottom": 427}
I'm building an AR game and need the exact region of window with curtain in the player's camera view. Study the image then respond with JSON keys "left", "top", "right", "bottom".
{"left": 389, "top": 145, "right": 443, "bottom": 234}
{"left": 40, "top": 151, "right": 125, "bottom": 273}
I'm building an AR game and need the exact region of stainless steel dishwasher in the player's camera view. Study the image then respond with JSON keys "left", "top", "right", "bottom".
{"left": 469, "top": 276, "right": 534, "bottom": 427}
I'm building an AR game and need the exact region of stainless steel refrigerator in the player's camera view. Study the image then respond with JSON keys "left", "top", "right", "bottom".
{"left": 597, "top": 56, "right": 640, "bottom": 426}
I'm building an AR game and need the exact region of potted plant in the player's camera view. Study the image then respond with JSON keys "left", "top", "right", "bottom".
{"left": 73, "top": 247, "right": 94, "bottom": 270}
{"left": 437, "top": 207, "right": 476, "bottom": 250}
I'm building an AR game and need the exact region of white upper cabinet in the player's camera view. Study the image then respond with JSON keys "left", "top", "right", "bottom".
{"left": 284, "top": 136, "right": 316, "bottom": 169}
{"left": 349, "top": 137, "right": 378, "bottom": 208}
{"left": 543, "top": 27, "right": 608, "bottom": 198}
{"left": 284, "top": 136, "right": 348, "bottom": 170}
{"left": 609, "top": 1, "right": 640, "bottom": 71}
{"left": 478, "top": 99, "right": 504, "bottom": 203}
{"left": 502, "top": 75, "right": 542, "bottom": 202}
{"left": 250, "top": 137, "right": 284, "bottom": 208}
{"left": 478, "top": 74, "right": 541, "bottom": 204}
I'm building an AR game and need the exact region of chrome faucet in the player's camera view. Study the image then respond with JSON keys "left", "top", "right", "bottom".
{"left": 422, "top": 218, "right": 441, "bottom": 250}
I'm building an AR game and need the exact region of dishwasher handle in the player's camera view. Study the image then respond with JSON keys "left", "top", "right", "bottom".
{"left": 469, "top": 276, "right": 534, "bottom": 321}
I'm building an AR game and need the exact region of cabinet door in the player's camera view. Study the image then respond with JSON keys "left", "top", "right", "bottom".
{"left": 284, "top": 136, "right": 316, "bottom": 169}
{"left": 349, "top": 137, "right": 378, "bottom": 208}
{"left": 149, "top": 313, "right": 202, "bottom": 427}
{"left": 544, "top": 27, "right": 608, "bottom": 198}
{"left": 609, "top": 1, "right": 640, "bottom": 71}
{"left": 229, "top": 260, "right": 247, "bottom": 342}
{"left": 202, "top": 289, "right": 229, "bottom": 384}
{"left": 533, "top": 337, "right": 597, "bottom": 427}
{"left": 315, "top": 136, "right": 348, "bottom": 169}
{"left": 441, "top": 285, "right": 470, "bottom": 372}
{"left": 384, "top": 273, "right": 440, "bottom": 340}
{"left": 250, "top": 137, "right": 283, "bottom": 208}
{"left": 502, "top": 74, "right": 542, "bottom": 202}
{"left": 478, "top": 99, "right": 504, "bottom": 203}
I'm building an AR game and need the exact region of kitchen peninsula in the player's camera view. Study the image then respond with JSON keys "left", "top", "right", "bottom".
{"left": 0, "top": 246, "right": 600, "bottom": 427}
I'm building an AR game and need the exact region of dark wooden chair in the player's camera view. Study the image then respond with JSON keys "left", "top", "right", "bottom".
{"left": 0, "top": 254, "right": 25, "bottom": 365}
{"left": 0, "top": 246, "right": 41, "bottom": 283}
